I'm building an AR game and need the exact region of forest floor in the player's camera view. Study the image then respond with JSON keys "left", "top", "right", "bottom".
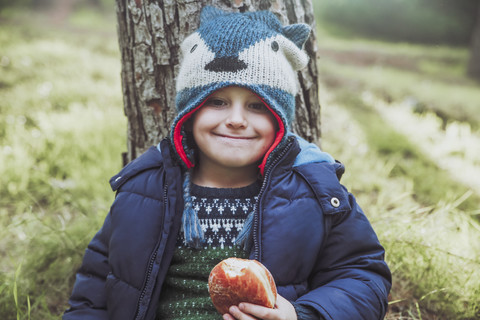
{"left": 316, "top": 29, "right": 480, "bottom": 319}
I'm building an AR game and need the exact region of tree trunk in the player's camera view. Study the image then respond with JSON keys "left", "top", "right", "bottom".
{"left": 116, "top": 0, "right": 321, "bottom": 163}
{"left": 468, "top": 3, "right": 480, "bottom": 80}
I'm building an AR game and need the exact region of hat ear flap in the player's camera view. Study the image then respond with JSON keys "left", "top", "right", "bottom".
{"left": 282, "top": 23, "right": 311, "bottom": 49}
{"left": 200, "top": 6, "right": 226, "bottom": 25}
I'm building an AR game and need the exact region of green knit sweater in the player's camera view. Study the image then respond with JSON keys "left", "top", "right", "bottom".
{"left": 156, "top": 182, "right": 260, "bottom": 319}
{"left": 157, "top": 247, "right": 247, "bottom": 319}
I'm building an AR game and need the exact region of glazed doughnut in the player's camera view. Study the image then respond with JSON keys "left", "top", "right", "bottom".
{"left": 208, "top": 258, "right": 277, "bottom": 315}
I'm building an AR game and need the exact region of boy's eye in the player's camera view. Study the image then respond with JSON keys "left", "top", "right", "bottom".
{"left": 248, "top": 103, "right": 269, "bottom": 113}
{"left": 205, "top": 98, "right": 227, "bottom": 107}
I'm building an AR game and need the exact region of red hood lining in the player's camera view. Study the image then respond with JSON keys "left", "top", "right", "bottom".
{"left": 173, "top": 93, "right": 285, "bottom": 176}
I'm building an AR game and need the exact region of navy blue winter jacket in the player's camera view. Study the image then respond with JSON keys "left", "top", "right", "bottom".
{"left": 64, "top": 137, "right": 391, "bottom": 320}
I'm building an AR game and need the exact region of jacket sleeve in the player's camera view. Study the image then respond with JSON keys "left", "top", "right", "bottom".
{"left": 297, "top": 191, "right": 392, "bottom": 320}
{"left": 63, "top": 212, "right": 112, "bottom": 320}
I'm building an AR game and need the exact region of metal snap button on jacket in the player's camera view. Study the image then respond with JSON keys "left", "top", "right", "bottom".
{"left": 331, "top": 197, "right": 340, "bottom": 208}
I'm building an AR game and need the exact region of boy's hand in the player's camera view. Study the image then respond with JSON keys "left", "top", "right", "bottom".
{"left": 223, "top": 295, "right": 297, "bottom": 320}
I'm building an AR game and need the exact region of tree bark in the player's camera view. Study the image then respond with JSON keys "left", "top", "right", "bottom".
{"left": 467, "top": 3, "right": 480, "bottom": 80}
{"left": 116, "top": 0, "right": 321, "bottom": 163}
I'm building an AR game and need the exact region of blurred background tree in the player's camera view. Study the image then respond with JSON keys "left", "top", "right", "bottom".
{"left": 467, "top": 2, "right": 480, "bottom": 80}
{"left": 314, "top": 0, "right": 477, "bottom": 45}
{"left": 314, "top": 0, "right": 480, "bottom": 80}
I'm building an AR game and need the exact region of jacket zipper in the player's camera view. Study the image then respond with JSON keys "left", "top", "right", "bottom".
{"left": 134, "top": 182, "right": 169, "bottom": 320}
{"left": 253, "top": 138, "right": 294, "bottom": 261}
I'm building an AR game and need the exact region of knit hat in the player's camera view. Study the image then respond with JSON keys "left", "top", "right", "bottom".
{"left": 171, "top": 6, "right": 311, "bottom": 248}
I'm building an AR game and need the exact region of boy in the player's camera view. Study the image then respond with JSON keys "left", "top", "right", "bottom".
{"left": 64, "top": 6, "right": 391, "bottom": 320}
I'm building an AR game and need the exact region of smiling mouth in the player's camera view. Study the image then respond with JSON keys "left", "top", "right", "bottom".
{"left": 213, "top": 133, "right": 254, "bottom": 140}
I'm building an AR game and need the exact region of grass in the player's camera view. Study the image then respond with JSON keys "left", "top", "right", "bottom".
{"left": 332, "top": 91, "right": 480, "bottom": 213}
{"left": 1, "top": 5, "right": 480, "bottom": 320}
{"left": 315, "top": 26, "right": 480, "bottom": 129}
{"left": 317, "top": 22, "right": 480, "bottom": 319}
{"left": 0, "top": 7, "right": 125, "bottom": 319}
{"left": 320, "top": 61, "right": 480, "bottom": 127}
{"left": 321, "top": 98, "right": 480, "bottom": 319}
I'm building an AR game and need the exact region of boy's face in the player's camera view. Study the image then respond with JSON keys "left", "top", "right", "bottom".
{"left": 192, "top": 86, "right": 277, "bottom": 173}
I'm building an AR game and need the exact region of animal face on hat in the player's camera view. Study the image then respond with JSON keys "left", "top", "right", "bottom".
{"left": 172, "top": 6, "right": 311, "bottom": 170}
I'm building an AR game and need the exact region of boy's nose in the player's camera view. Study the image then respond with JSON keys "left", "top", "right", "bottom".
{"left": 225, "top": 106, "right": 247, "bottom": 128}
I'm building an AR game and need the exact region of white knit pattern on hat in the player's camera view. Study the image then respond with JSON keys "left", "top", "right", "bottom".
{"left": 177, "top": 32, "right": 309, "bottom": 96}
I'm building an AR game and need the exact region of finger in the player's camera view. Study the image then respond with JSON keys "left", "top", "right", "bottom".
{"left": 229, "top": 305, "right": 257, "bottom": 320}
{"left": 238, "top": 303, "right": 275, "bottom": 319}
{"left": 223, "top": 313, "right": 235, "bottom": 320}
{"left": 273, "top": 294, "right": 298, "bottom": 320}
